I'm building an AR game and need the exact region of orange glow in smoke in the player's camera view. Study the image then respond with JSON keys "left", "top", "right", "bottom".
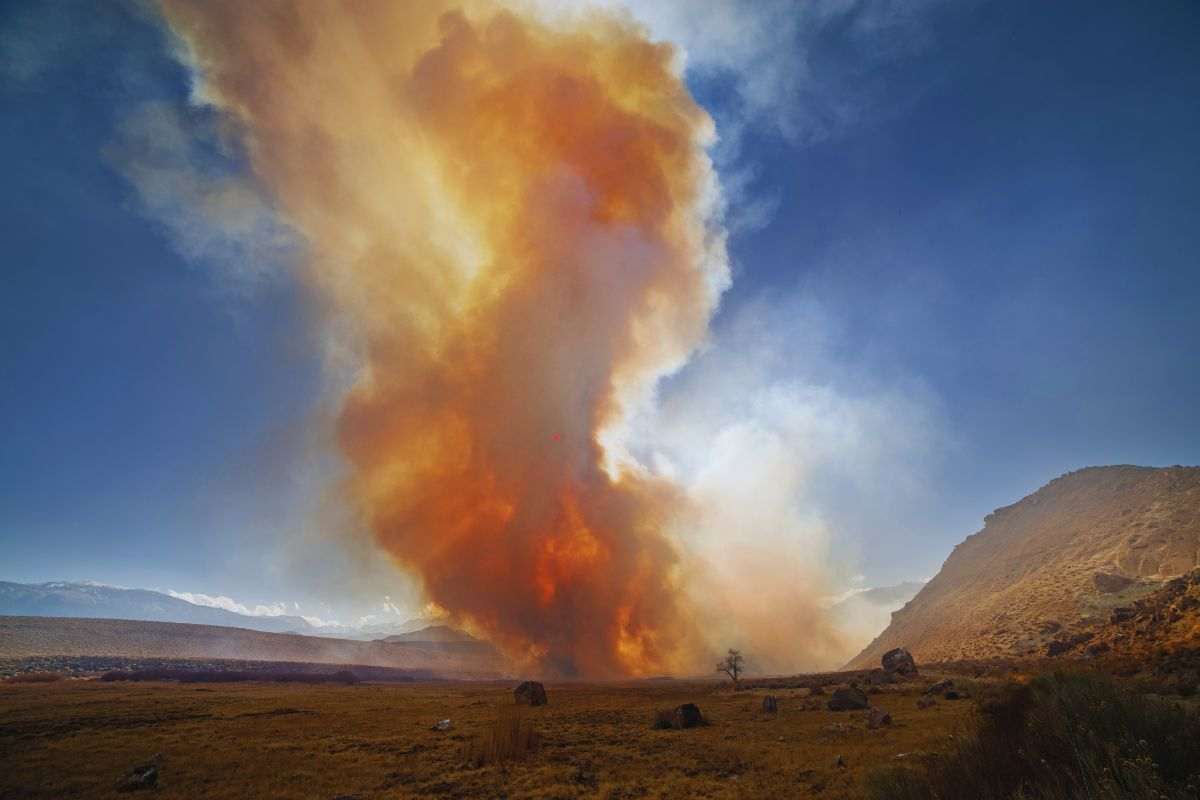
{"left": 159, "top": 0, "right": 727, "bottom": 676}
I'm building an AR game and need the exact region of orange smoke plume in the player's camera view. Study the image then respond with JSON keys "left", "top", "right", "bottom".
{"left": 159, "top": 1, "right": 728, "bottom": 676}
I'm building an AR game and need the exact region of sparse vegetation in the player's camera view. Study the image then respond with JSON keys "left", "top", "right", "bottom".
{"left": 716, "top": 648, "right": 744, "bottom": 686}
{"left": 867, "top": 671, "right": 1200, "bottom": 800}
{"left": 8, "top": 667, "right": 1196, "bottom": 799}
{"left": 1, "top": 673, "right": 979, "bottom": 798}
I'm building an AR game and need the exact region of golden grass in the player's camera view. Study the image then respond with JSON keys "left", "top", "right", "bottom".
{"left": 465, "top": 705, "right": 541, "bottom": 768}
{"left": 0, "top": 677, "right": 978, "bottom": 799}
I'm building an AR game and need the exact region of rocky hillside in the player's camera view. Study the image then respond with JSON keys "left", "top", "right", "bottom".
{"left": 1049, "top": 568, "right": 1200, "bottom": 665}
{"left": 849, "top": 465, "right": 1200, "bottom": 667}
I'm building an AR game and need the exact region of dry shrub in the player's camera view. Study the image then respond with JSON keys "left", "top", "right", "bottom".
{"left": 466, "top": 705, "right": 540, "bottom": 768}
{"left": 867, "top": 671, "right": 1200, "bottom": 800}
{"left": 6, "top": 672, "right": 64, "bottom": 683}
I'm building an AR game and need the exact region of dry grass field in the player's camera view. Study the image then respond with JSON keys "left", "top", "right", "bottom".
{"left": 0, "top": 676, "right": 977, "bottom": 799}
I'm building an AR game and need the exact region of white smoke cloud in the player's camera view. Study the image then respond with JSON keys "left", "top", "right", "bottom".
{"left": 608, "top": 0, "right": 961, "bottom": 144}
{"left": 105, "top": 102, "right": 297, "bottom": 293}
{"left": 622, "top": 294, "right": 945, "bottom": 668}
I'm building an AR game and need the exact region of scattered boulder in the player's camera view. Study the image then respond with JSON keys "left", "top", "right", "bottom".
{"left": 943, "top": 689, "right": 968, "bottom": 701}
{"left": 834, "top": 754, "right": 846, "bottom": 769}
{"left": 924, "top": 679, "right": 953, "bottom": 696}
{"left": 673, "top": 703, "right": 705, "bottom": 728}
{"left": 916, "top": 695, "right": 937, "bottom": 710}
{"left": 762, "top": 695, "right": 778, "bottom": 714}
{"left": 653, "top": 703, "right": 705, "bottom": 729}
{"left": 827, "top": 686, "right": 869, "bottom": 711}
{"left": 430, "top": 718, "right": 453, "bottom": 731}
{"left": 514, "top": 681, "right": 547, "bottom": 706}
{"left": 1093, "top": 572, "right": 1134, "bottom": 594}
{"left": 116, "top": 756, "right": 160, "bottom": 792}
{"left": 808, "top": 683, "right": 825, "bottom": 696}
{"left": 1046, "top": 632, "right": 1093, "bottom": 657}
{"left": 867, "top": 669, "right": 896, "bottom": 686}
{"left": 882, "top": 647, "right": 918, "bottom": 677}
{"left": 867, "top": 706, "right": 892, "bottom": 729}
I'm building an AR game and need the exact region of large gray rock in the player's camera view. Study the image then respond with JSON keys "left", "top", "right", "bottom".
{"left": 514, "top": 681, "right": 547, "bottom": 706}
{"left": 881, "top": 647, "right": 918, "bottom": 677}
{"left": 653, "top": 702, "right": 705, "bottom": 729}
{"left": 827, "top": 686, "right": 869, "bottom": 711}
{"left": 867, "top": 706, "right": 893, "bottom": 729}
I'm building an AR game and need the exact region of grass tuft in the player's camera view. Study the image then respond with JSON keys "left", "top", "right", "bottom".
{"left": 465, "top": 705, "right": 540, "bottom": 768}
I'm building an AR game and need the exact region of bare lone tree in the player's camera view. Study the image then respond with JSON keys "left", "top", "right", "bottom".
{"left": 716, "top": 648, "right": 744, "bottom": 687}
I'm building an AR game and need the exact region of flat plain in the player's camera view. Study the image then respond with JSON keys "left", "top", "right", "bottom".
{"left": 0, "top": 677, "right": 976, "bottom": 799}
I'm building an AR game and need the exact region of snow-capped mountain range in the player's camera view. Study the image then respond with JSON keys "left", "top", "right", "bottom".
{"left": 0, "top": 580, "right": 431, "bottom": 640}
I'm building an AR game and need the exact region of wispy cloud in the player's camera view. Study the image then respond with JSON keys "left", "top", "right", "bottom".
{"left": 563, "top": 0, "right": 963, "bottom": 234}
{"left": 105, "top": 102, "right": 297, "bottom": 294}
{"left": 611, "top": 0, "right": 961, "bottom": 144}
{"left": 1, "top": 1, "right": 296, "bottom": 296}
{"left": 166, "top": 589, "right": 290, "bottom": 618}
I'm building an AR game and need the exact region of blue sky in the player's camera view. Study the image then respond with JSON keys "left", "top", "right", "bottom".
{"left": 2, "top": 0, "right": 1198, "bottom": 623}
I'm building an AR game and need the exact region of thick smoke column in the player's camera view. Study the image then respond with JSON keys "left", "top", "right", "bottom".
{"left": 160, "top": 1, "right": 728, "bottom": 676}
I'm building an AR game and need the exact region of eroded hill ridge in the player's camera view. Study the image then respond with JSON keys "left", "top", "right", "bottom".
{"left": 849, "top": 465, "right": 1200, "bottom": 667}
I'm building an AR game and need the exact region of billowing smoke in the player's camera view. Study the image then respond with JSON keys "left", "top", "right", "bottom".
{"left": 158, "top": 1, "right": 730, "bottom": 677}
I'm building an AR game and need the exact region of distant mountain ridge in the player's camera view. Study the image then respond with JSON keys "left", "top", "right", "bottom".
{"left": 382, "top": 624, "right": 478, "bottom": 643}
{"left": 828, "top": 581, "right": 926, "bottom": 655}
{"left": 0, "top": 581, "right": 421, "bottom": 640}
{"left": 832, "top": 582, "right": 927, "bottom": 613}
{"left": 849, "top": 465, "right": 1200, "bottom": 667}
{"left": 0, "top": 616, "right": 503, "bottom": 677}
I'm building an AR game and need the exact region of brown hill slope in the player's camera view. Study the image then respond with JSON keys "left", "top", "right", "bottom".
{"left": 849, "top": 465, "right": 1200, "bottom": 667}
{"left": 0, "top": 616, "right": 503, "bottom": 677}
